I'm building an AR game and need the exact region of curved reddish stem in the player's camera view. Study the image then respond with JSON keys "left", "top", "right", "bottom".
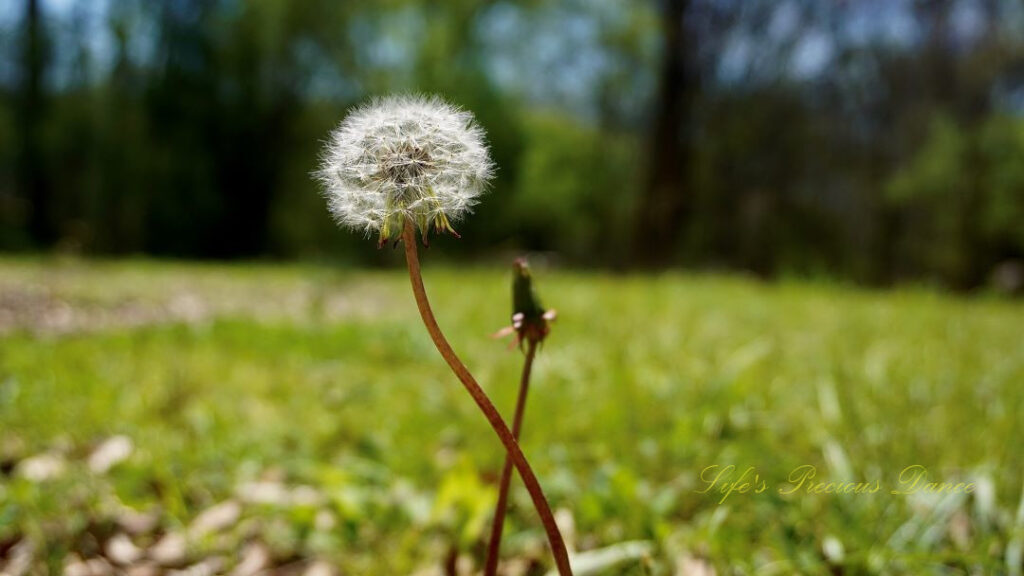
{"left": 401, "top": 221, "right": 572, "bottom": 576}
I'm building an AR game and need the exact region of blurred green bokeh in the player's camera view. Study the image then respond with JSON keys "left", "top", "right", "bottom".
{"left": 1, "top": 1, "right": 1024, "bottom": 573}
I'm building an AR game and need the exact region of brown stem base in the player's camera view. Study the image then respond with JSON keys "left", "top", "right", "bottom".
{"left": 401, "top": 221, "right": 572, "bottom": 576}
{"left": 483, "top": 338, "right": 538, "bottom": 576}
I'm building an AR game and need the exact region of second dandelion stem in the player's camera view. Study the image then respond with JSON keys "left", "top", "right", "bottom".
{"left": 483, "top": 337, "right": 539, "bottom": 576}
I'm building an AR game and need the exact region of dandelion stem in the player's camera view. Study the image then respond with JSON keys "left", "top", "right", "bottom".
{"left": 484, "top": 337, "right": 538, "bottom": 576}
{"left": 401, "top": 221, "right": 572, "bottom": 576}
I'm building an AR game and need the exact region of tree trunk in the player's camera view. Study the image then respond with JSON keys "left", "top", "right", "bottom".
{"left": 18, "top": 0, "right": 53, "bottom": 246}
{"left": 632, "top": 0, "right": 692, "bottom": 266}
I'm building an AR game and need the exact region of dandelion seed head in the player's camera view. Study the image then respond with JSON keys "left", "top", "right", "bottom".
{"left": 315, "top": 94, "right": 495, "bottom": 243}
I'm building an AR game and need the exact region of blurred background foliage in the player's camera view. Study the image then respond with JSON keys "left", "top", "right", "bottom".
{"left": 1, "top": 0, "right": 1024, "bottom": 288}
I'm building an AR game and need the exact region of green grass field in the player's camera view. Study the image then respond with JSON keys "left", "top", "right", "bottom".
{"left": 1, "top": 258, "right": 1022, "bottom": 575}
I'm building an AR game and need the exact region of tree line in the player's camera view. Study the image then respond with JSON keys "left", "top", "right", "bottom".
{"left": 1, "top": 0, "right": 1022, "bottom": 289}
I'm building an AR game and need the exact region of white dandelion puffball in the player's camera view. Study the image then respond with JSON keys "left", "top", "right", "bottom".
{"left": 316, "top": 94, "right": 495, "bottom": 244}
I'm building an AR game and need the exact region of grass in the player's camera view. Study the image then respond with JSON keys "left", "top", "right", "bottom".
{"left": 0, "top": 257, "right": 1022, "bottom": 574}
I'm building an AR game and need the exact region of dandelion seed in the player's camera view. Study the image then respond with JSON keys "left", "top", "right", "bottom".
{"left": 315, "top": 94, "right": 495, "bottom": 245}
